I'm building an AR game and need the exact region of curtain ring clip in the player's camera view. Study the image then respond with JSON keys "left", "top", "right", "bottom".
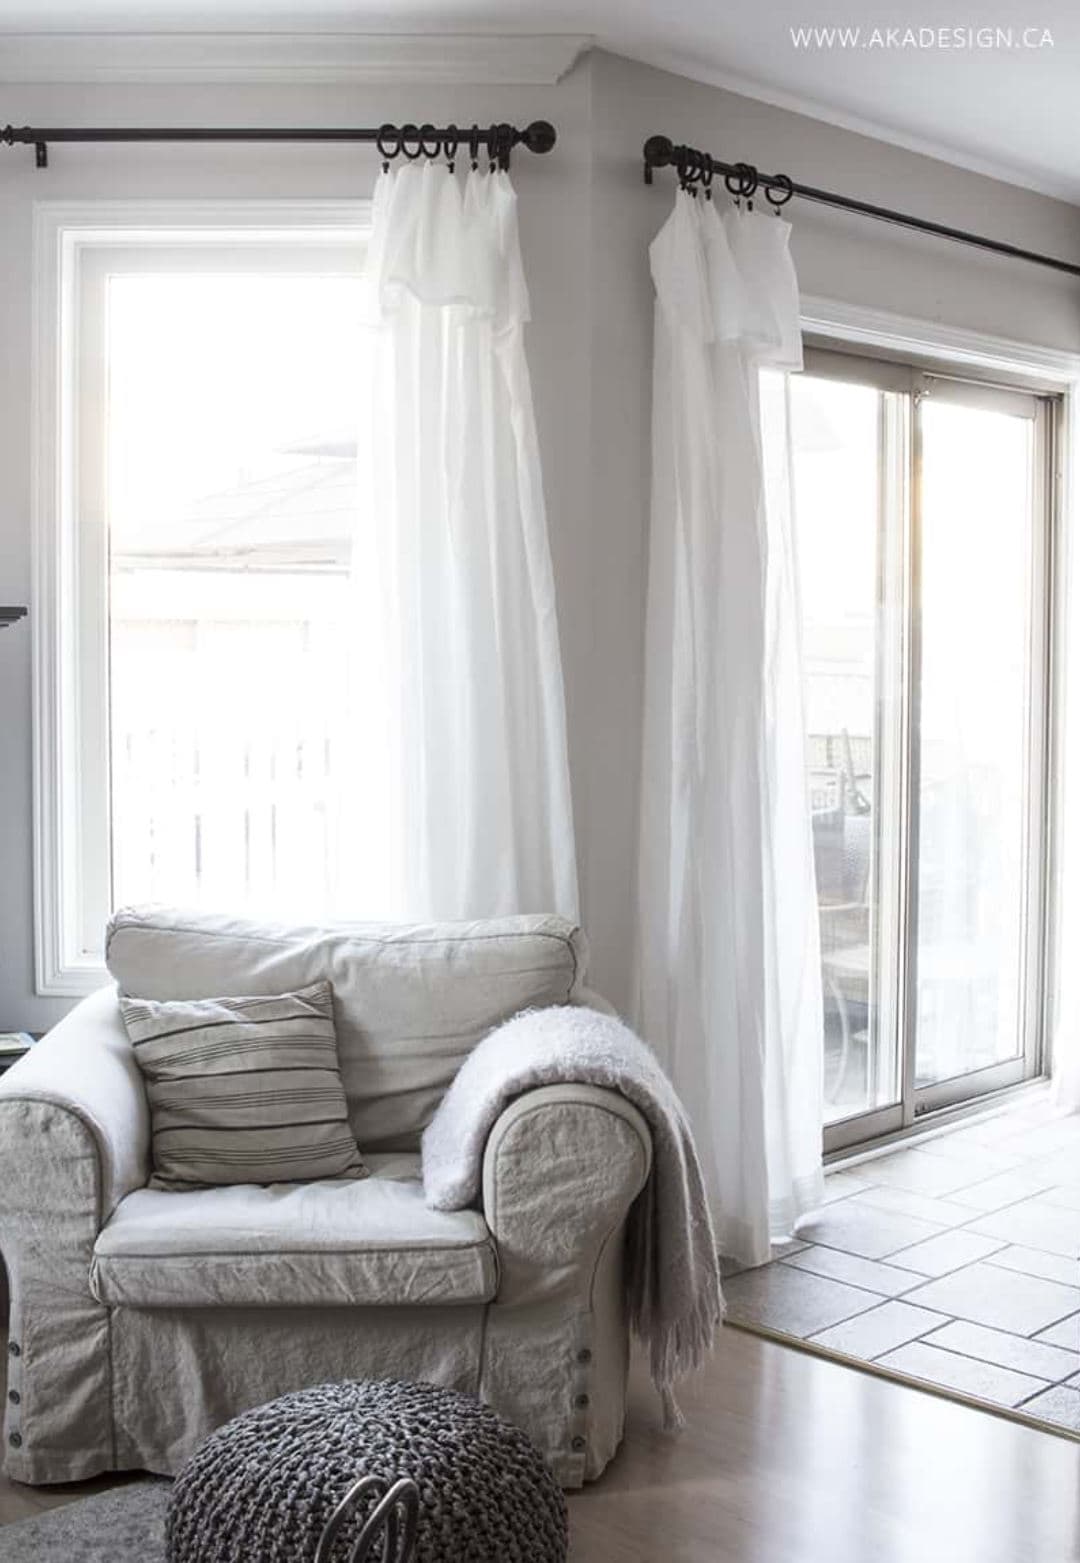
{"left": 376, "top": 123, "right": 399, "bottom": 172}
{"left": 765, "top": 173, "right": 794, "bottom": 215}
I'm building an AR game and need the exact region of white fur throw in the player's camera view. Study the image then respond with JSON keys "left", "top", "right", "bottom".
{"left": 421, "top": 1006, "right": 723, "bottom": 1412}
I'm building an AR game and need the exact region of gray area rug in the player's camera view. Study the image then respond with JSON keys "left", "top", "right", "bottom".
{"left": 0, "top": 1481, "right": 169, "bottom": 1561}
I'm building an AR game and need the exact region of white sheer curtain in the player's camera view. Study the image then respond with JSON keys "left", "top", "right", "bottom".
{"left": 635, "top": 190, "right": 823, "bottom": 1268}
{"left": 344, "top": 161, "right": 578, "bottom": 924}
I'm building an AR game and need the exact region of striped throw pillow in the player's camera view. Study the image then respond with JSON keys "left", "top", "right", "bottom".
{"left": 119, "top": 981, "right": 368, "bottom": 1190}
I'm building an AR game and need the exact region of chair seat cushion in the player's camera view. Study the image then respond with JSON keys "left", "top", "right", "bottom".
{"left": 89, "top": 1155, "right": 497, "bottom": 1309}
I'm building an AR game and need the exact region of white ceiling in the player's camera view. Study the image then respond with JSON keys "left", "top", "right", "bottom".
{"left": 1, "top": 0, "right": 1078, "bottom": 201}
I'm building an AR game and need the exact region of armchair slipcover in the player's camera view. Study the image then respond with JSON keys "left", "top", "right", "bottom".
{"left": 0, "top": 910, "right": 650, "bottom": 1489}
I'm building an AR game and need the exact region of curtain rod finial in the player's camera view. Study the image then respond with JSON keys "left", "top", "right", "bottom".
{"left": 522, "top": 120, "right": 557, "bottom": 156}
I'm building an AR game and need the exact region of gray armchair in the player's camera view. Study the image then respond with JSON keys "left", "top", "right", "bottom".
{"left": 0, "top": 908, "right": 650, "bottom": 1490}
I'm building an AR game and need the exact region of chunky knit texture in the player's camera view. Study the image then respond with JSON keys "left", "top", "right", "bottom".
{"left": 165, "top": 1380, "right": 567, "bottom": 1563}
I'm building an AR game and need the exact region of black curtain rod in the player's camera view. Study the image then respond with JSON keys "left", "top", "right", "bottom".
{"left": 1, "top": 119, "right": 556, "bottom": 170}
{"left": 642, "top": 135, "right": 1080, "bottom": 281}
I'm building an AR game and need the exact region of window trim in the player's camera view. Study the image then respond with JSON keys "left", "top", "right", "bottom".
{"left": 32, "top": 200, "right": 370, "bottom": 996}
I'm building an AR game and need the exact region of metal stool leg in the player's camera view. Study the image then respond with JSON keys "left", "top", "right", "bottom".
{"left": 316, "top": 1473, "right": 420, "bottom": 1563}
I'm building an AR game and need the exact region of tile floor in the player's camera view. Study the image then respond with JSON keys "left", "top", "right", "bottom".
{"left": 723, "top": 1095, "right": 1080, "bottom": 1434}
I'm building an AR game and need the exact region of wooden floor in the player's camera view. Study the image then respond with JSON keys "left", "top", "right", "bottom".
{"left": 576, "top": 1326, "right": 1080, "bottom": 1563}
{"left": 2, "top": 1325, "right": 1079, "bottom": 1559}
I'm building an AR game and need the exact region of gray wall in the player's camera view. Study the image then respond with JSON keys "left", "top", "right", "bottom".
{"left": 1, "top": 49, "right": 1078, "bottom": 1028}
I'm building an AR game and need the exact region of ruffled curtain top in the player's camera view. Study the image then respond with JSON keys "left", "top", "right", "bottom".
{"left": 649, "top": 189, "right": 803, "bottom": 370}
{"left": 363, "top": 160, "right": 530, "bottom": 331}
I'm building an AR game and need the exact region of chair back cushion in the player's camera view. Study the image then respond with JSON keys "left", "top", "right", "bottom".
{"left": 106, "top": 908, "right": 587, "bottom": 1152}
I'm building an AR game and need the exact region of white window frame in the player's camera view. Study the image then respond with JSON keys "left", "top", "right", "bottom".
{"left": 799, "top": 296, "right": 1080, "bottom": 1155}
{"left": 32, "top": 200, "right": 370, "bottom": 996}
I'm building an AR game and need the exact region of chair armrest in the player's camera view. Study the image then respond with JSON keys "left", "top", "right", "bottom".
{"left": 0, "top": 987, "right": 149, "bottom": 1483}
{"left": 0, "top": 985, "right": 150, "bottom": 1221}
{"left": 481, "top": 1084, "right": 651, "bottom": 1305}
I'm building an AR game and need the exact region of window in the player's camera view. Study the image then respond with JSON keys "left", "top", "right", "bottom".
{"left": 34, "top": 206, "right": 368, "bottom": 993}
{"left": 787, "top": 348, "right": 1058, "bottom": 1148}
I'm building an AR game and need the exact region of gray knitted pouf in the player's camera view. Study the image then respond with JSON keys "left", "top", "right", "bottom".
{"left": 165, "top": 1380, "right": 568, "bottom": 1563}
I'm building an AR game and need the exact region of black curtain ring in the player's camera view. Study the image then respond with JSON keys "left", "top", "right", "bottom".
{"left": 724, "top": 161, "right": 758, "bottom": 200}
{"left": 399, "top": 123, "right": 422, "bottom": 160}
{"left": 442, "top": 124, "right": 460, "bottom": 169}
{"left": 495, "top": 122, "right": 514, "bottom": 171}
{"left": 487, "top": 124, "right": 499, "bottom": 171}
{"left": 765, "top": 173, "right": 794, "bottom": 212}
{"left": 468, "top": 124, "right": 480, "bottom": 169}
{"left": 685, "top": 149, "right": 707, "bottom": 196}
{"left": 418, "top": 122, "right": 441, "bottom": 160}
{"left": 702, "top": 153, "right": 714, "bottom": 200}
{"left": 376, "top": 123, "right": 399, "bottom": 169}
{"left": 677, "top": 147, "right": 700, "bottom": 191}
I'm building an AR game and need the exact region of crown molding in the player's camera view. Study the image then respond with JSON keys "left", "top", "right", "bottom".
{"left": 0, "top": 32, "right": 592, "bottom": 86}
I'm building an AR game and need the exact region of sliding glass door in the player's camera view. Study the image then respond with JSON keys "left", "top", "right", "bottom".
{"left": 789, "top": 367, "right": 906, "bottom": 1125}
{"left": 787, "top": 349, "right": 1056, "bottom": 1150}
